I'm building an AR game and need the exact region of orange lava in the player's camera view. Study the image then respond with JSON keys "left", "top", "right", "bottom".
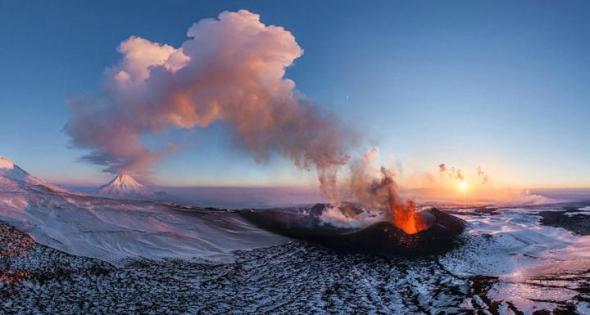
{"left": 390, "top": 199, "right": 428, "bottom": 234}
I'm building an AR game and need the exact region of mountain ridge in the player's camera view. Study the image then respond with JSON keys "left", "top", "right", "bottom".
{"left": 0, "top": 156, "right": 72, "bottom": 193}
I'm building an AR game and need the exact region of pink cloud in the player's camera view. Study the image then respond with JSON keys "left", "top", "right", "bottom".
{"left": 65, "top": 10, "right": 353, "bottom": 183}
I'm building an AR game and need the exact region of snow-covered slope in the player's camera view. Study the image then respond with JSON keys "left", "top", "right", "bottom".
{"left": 0, "top": 156, "right": 71, "bottom": 193}
{"left": 0, "top": 158, "right": 289, "bottom": 263}
{"left": 95, "top": 174, "right": 155, "bottom": 200}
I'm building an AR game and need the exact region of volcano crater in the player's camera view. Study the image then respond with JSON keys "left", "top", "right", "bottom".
{"left": 240, "top": 204, "right": 466, "bottom": 255}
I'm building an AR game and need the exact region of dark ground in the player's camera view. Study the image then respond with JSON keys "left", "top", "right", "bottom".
{"left": 538, "top": 206, "right": 590, "bottom": 236}
{"left": 2, "top": 208, "right": 590, "bottom": 315}
{"left": 0, "top": 219, "right": 472, "bottom": 315}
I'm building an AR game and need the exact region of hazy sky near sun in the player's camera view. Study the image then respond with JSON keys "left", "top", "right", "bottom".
{"left": 0, "top": 0, "right": 589, "bottom": 188}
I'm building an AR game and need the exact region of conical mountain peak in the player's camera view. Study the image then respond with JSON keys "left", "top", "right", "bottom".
{"left": 95, "top": 173, "right": 153, "bottom": 200}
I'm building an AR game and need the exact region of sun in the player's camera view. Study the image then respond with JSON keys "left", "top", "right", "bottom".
{"left": 458, "top": 181, "right": 468, "bottom": 191}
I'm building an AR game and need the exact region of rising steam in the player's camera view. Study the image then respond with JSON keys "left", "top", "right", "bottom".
{"left": 346, "top": 147, "right": 427, "bottom": 234}
{"left": 477, "top": 166, "right": 489, "bottom": 184}
{"left": 65, "top": 10, "right": 353, "bottom": 198}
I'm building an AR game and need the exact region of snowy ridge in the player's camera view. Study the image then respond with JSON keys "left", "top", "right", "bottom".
{"left": 0, "top": 158, "right": 289, "bottom": 263}
{"left": 0, "top": 156, "right": 71, "bottom": 194}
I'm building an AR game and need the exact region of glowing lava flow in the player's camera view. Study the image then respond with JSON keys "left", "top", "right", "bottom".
{"left": 390, "top": 199, "right": 428, "bottom": 235}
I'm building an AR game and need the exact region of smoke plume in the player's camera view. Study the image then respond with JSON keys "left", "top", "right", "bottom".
{"left": 65, "top": 10, "right": 353, "bottom": 197}
{"left": 66, "top": 10, "right": 428, "bottom": 232}
{"left": 346, "top": 147, "right": 427, "bottom": 234}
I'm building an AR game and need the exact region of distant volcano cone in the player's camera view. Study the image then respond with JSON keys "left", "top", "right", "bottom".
{"left": 94, "top": 174, "right": 154, "bottom": 200}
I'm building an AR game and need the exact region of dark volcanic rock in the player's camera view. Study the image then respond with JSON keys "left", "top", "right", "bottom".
{"left": 538, "top": 208, "right": 590, "bottom": 235}
{"left": 0, "top": 219, "right": 472, "bottom": 314}
{"left": 240, "top": 206, "right": 466, "bottom": 254}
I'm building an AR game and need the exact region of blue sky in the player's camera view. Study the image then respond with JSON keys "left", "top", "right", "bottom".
{"left": 1, "top": 0, "right": 589, "bottom": 188}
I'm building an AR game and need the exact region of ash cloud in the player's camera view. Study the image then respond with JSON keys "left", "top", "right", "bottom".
{"left": 65, "top": 10, "right": 354, "bottom": 190}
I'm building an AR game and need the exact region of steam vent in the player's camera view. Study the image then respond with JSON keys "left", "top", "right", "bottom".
{"left": 241, "top": 204, "right": 466, "bottom": 254}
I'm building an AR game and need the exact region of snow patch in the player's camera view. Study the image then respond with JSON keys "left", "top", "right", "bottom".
{"left": 0, "top": 160, "right": 288, "bottom": 263}
{"left": 319, "top": 204, "right": 384, "bottom": 228}
{"left": 441, "top": 206, "right": 590, "bottom": 312}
